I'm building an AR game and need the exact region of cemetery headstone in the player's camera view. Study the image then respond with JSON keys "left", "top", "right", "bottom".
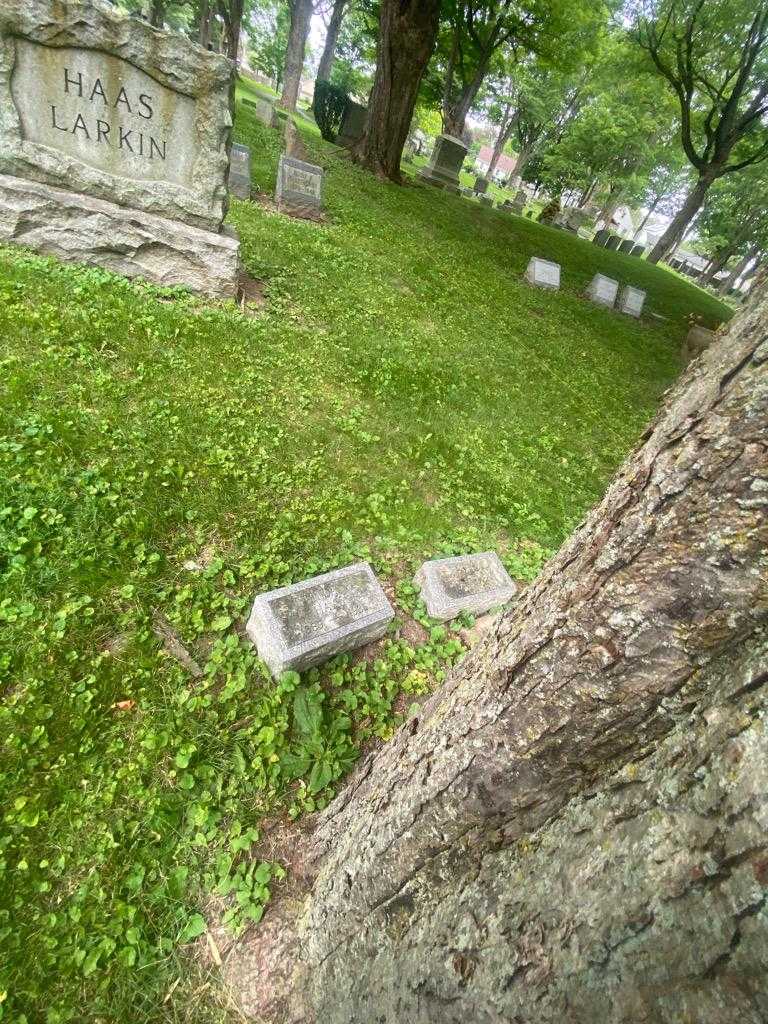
{"left": 474, "top": 175, "right": 489, "bottom": 194}
{"left": 0, "top": 0, "right": 240, "bottom": 298}
{"left": 605, "top": 235, "right": 621, "bottom": 251}
{"left": 585, "top": 273, "right": 619, "bottom": 308}
{"left": 275, "top": 153, "right": 323, "bottom": 218}
{"left": 242, "top": 95, "right": 278, "bottom": 128}
{"left": 414, "top": 552, "right": 518, "bottom": 622}
{"left": 525, "top": 257, "right": 560, "bottom": 290}
{"left": 617, "top": 284, "right": 646, "bottom": 318}
{"left": 682, "top": 324, "right": 717, "bottom": 363}
{"left": 630, "top": 243, "right": 645, "bottom": 257}
{"left": 418, "top": 134, "right": 468, "bottom": 193}
{"left": 592, "top": 229, "right": 610, "bottom": 246}
{"left": 336, "top": 100, "right": 367, "bottom": 149}
{"left": 618, "top": 239, "right": 634, "bottom": 254}
{"left": 228, "top": 143, "right": 251, "bottom": 200}
{"left": 246, "top": 562, "right": 394, "bottom": 677}
{"left": 478, "top": 194, "right": 492, "bottom": 206}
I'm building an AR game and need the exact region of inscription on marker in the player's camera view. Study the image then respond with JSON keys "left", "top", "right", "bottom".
{"left": 11, "top": 40, "right": 196, "bottom": 188}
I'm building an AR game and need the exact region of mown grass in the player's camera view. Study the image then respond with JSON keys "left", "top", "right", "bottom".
{"left": 0, "top": 83, "right": 729, "bottom": 1023}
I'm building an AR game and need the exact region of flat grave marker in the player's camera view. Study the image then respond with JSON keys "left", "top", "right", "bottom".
{"left": 415, "top": 552, "right": 518, "bottom": 622}
{"left": 276, "top": 153, "right": 323, "bottom": 218}
{"left": 617, "top": 284, "right": 646, "bottom": 318}
{"left": 585, "top": 273, "right": 619, "bottom": 308}
{"left": 525, "top": 257, "right": 560, "bottom": 290}
{"left": 246, "top": 562, "right": 394, "bottom": 678}
{"left": 228, "top": 143, "right": 251, "bottom": 200}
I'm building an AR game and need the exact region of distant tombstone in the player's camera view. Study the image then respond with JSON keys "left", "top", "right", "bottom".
{"left": 682, "top": 325, "right": 717, "bottom": 363}
{"left": 336, "top": 100, "right": 367, "bottom": 149}
{"left": 276, "top": 154, "right": 323, "bottom": 218}
{"left": 478, "top": 194, "right": 493, "bottom": 206}
{"left": 242, "top": 96, "right": 278, "bottom": 128}
{"left": 0, "top": 0, "right": 240, "bottom": 298}
{"left": 605, "top": 235, "right": 621, "bottom": 251}
{"left": 630, "top": 243, "right": 646, "bottom": 257}
{"left": 414, "top": 552, "right": 518, "bottom": 622}
{"left": 618, "top": 239, "right": 635, "bottom": 254}
{"left": 474, "top": 175, "right": 489, "bottom": 194}
{"left": 246, "top": 563, "right": 394, "bottom": 678}
{"left": 511, "top": 189, "right": 527, "bottom": 213}
{"left": 418, "top": 133, "right": 468, "bottom": 193}
{"left": 525, "top": 257, "right": 560, "bottom": 290}
{"left": 228, "top": 143, "right": 251, "bottom": 200}
{"left": 585, "top": 273, "right": 619, "bottom": 308}
{"left": 617, "top": 284, "right": 646, "bottom": 318}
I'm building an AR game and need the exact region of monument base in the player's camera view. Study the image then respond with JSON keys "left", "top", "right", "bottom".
{"left": 418, "top": 167, "right": 461, "bottom": 193}
{"left": 418, "top": 133, "right": 468, "bottom": 194}
{"left": 0, "top": 174, "right": 241, "bottom": 300}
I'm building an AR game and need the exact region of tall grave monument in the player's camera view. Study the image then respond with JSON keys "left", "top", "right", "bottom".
{"left": 0, "top": 0, "right": 241, "bottom": 298}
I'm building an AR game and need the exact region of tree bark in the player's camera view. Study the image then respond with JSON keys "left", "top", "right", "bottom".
{"left": 279, "top": 0, "right": 314, "bottom": 112}
{"left": 442, "top": 60, "right": 489, "bottom": 139}
{"left": 578, "top": 177, "right": 599, "bottom": 209}
{"left": 701, "top": 249, "right": 733, "bottom": 286}
{"left": 150, "top": 0, "right": 165, "bottom": 28}
{"left": 198, "top": 0, "right": 212, "bottom": 48}
{"left": 226, "top": 286, "right": 768, "bottom": 1022}
{"left": 647, "top": 169, "right": 719, "bottom": 264}
{"left": 316, "top": 0, "right": 347, "bottom": 85}
{"left": 596, "top": 185, "right": 624, "bottom": 230}
{"left": 487, "top": 102, "right": 518, "bottom": 180}
{"left": 718, "top": 247, "right": 757, "bottom": 296}
{"left": 351, "top": 0, "right": 440, "bottom": 182}
{"left": 632, "top": 193, "right": 661, "bottom": 240}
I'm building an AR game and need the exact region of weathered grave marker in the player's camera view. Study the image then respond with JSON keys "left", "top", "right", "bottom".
{"left": 415, "top": 552, "right": 517, "bottom": 622}
{"left": 630, "top": 243, "right": 645, "bottom": 257}
{"left": 619, "top": 239, "right": 634, "bottom": 254}
{"left": 605, "top": 235, "right": 621, "bottom": 251}
{"left": 228, "top": 143, "right": 251, "bottom": 200}
{"left": 525, "top": 257, "right": 560, "bottom": 290}
{"left": 478, "top": 194, "right": 492, "bottom": 206}
{"left": 585, "top": 273, "right": 619, "bottom": 308}
{"left": 242, "top": 96, "right": 277, "bottom": 128}
{"left": 276, "top": 153, "right": 323, "bottom": 218}
{"left": 593, "top": 228, "right": 611, "bottom": 246}
{"left": 418, "top": 134, "right": 467, "bottom": 193}
{"left": 617, "top": 284, "right": 646, "bottom": 317}
{"left": 337, "top": 100, "right": 367, "bottom": 149}
{"left": 682, "top": 324, "right": 717, "bottom": 363}
{"left": 474, "top": 175, "right": 488, "bottom": 194}
{"left": 246, "top": 563, "right": 394, "bottom": 677}
{"left": 0, "top": 0, "right": 239, "bottom": 298}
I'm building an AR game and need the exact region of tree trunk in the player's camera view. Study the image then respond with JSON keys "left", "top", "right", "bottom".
{"left": 150, "top": 0, "right": 165, "bottom": 28}
{"left": 226, "top": 288, "right": 768, "bottom": 1022}
{"left": 596, "top": 185, "right": 623, "bottom": 230}
{"left": 316, "top": 0, "right": 347, "bottom": 85}
{"left": 632, "top": 192, "right": 661, "bottom": 240}
{"left": 198, "top": 0, "right": 212, "bottom": 48}
{"left": 512, "top": 145, "right": 533, "bottom": 182}
{"left": 701, "top": 248, "right": 734, "bottom": 286}
{"left": 578, "top": 177, "right": 598, "bottom": 209}
{"left": 442, "top": 62, "right": 489, "bottom": 139}
{"left": 487, "top": 103, "right": 517, "bottom": 179}
{"left": 351, "top": 0, "right": 440, "bottom": 182}
{"left": 279, "top": 0, "right": 313, "bottom": 112}
{"left": 647, "top": 169, "right": 720, "bottom": 264}
{"left": 718, "top": 247, "right": 756, "bottom": 295}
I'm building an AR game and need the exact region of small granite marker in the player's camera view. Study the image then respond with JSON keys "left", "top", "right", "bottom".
{"left": 243, "top": 96, "right": 278, "bottom": 128}
{"left": 418, "top": 134, "right": 468, "bottom": 193}
{"left": 585, "top": 273, "right": 619, "bottom": 308}
{"left": 617, "top": 284, "right": 646, "bottom": 317}
{"left": 414, "top": 552, "right": 517, "bottom": 622}
{"left": 276, "top": 153, "right": 323, "bottom": 218}
{"left": 228, "top": 143, "right": 251, "bottom": 200}
{"left": 336, "top": 100, "right": 367, "bottom": 149}
{"left": 246, "top": 562, "right": 394, "bottom": 678}
{"left": 525, "top": 257, "right": 560, "bottom": 290}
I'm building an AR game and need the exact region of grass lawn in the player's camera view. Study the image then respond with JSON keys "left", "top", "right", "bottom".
{"left": 0, "top": 82, "right": 729, "bottom": 1023}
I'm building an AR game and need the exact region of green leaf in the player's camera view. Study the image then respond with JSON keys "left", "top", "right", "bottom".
{"left": 179, "top": 913, "right": 207, "bottom": 942}
{"left": 308, "top": 760, "right": 333, "bottom": 795}
{"left": 211, "top": 614, "right": 232, "bottom": 631}
{"left": 293, "top": 686, "right": 322, "bottom": 739}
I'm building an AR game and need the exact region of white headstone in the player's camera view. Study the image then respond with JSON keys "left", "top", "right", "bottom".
{"left": 617, "top": 285, "right": 646, "bottom": 318}
{"left": 246, "top": 563, "right": 394, "bottom": 678}
{"left": 525, "top": 257, "right": 560, "bottom": 290}
{"left": 585, "top": 273, "right": 619, "bottom": 308}
{"left": 414, "top": 552, "right": 518, "bottom": 622}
